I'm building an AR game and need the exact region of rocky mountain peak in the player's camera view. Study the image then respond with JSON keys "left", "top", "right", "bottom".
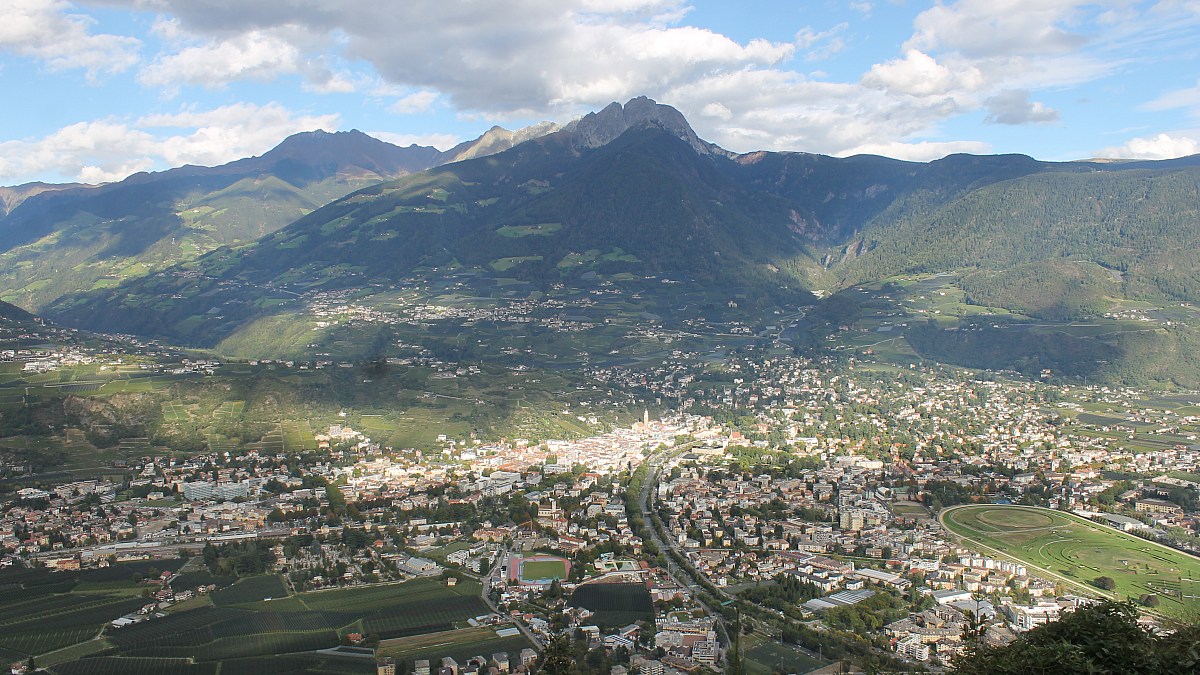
{"left": 562, "top": 96, "right": 730, "bottom": 157}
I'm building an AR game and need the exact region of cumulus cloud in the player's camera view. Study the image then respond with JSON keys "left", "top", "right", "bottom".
{"left": 862, "top": 49, "right": 983, "bottom": 97}
{"left": 138, "top": 29, "right": 303, "bottom": 90}
{"left": 27, "top": 0, "right": 1195, "bottom": 169}
{"left": 699, "top": 102, "right": 732, "bottom": 120}
{"left": 663, "top": 69, "right": 962, "bottom": 155}
{"left": 137, "top": 102, "right": 339, "bottom": 167}
{"left": 983, "top": 89, "right": 1059, "bottom": 125}
{"left": 1097, "top": 132, "right": 1200, "bottom": 159}
{"left": 0, "top": 102, "right": 338, "bottom": 184}
{"left": 94, "top": 0, "right": 988, "bottom": 158}
{"left": 0, "top": 0, "right": 140, "bottom": 78}
{"left": 879, "top": 1, "right": 1126, "bottom": 107}
{"left": 105, "top": 0, "right": 793, "bottom": 116}
{"left": 0, "top": 120, "right": 156, "bottom": 184}
{"left": 303, "top": 67, "right": 357, "bottom": 94}
{"left": 78, "top": 158, "right": 157, "bottom": 184}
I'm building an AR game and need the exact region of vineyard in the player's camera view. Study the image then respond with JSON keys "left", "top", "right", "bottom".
{"left": 0, "top": 563, "right": 493, "bottom": 674}
{"left": 568, "top": 583, "right": 654, "bottom": 628}
{"left": 0, "top": 570, "right": 490, "bottom": 673}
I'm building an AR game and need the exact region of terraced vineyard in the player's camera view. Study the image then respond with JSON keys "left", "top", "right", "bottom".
{"left": 942, "top": 505, "right": 1200, "bottom": 619}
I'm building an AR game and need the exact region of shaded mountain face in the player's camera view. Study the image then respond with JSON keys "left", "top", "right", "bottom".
{"left": 0, "top": 130, "right": 447, "bottom": 312}
{"left": 47, "top": 115, "right": 820, "bottom": 346}
{"left": 29, "top": 97, "right": 1200, "bottom": 376}
{"left": 0, "top": 182, "right": 87, "bottom": 219}
{"left": 0, "top": 299, "right": 33, "bottom": 322}
{"left": 0, "top": 119, "right": 581, "bottom": 314}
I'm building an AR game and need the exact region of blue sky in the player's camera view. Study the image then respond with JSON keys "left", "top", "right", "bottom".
{"left": 1, "top": 0, "right": 1198, "bottom": 185}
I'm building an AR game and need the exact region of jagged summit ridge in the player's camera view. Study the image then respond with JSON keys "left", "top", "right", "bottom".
{"left": 562, "top": 96, "right": 731, "bottom": 157}
{"left": 438, "top": 121, "right": 562, "bottom": 163}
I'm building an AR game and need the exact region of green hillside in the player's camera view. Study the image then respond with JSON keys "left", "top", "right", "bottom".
{"left": 29, "top": 100, "right": 1200, "bottom": 386}
{"left": 831, "top": 167, "right": 1200, "bottom": 304}
{"left": 47, "top": 124, "right": 818, "bottom": 346}
{"left": 0, "top": 131, "right": 441, "bottom": 311}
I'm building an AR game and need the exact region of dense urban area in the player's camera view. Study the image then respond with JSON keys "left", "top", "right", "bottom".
{"left": 2, "top": 320, "right": 1198, "bottom": 675}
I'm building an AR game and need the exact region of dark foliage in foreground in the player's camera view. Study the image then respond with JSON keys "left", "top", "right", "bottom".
{"left": 952, "top": 600, "right": 1200, "bottom": 674}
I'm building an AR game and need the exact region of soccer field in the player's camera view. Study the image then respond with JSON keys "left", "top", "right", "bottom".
{"left": 942, "top": 505, "right": 1200, "bottom": 619}
{"left": 520, "top": 559, "right": 568, "bottom": 582}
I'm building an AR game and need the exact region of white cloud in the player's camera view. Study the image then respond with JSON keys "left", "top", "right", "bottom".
{"left": 663, "top": 69, "right": 963, "bottom": 155}
{"left": 1141, "top": 80, "right": 1200, "bottom": 113}
{"left": 138, "top": 29, "right": 303, "bottom": 91}
{"left": 840, "top": 139, "right": 991, "bottom": 161}
{"left": 905, "top": 0, "right": 1091, "bottom": 58}
{"left": 795, "top": 23, "right": 847, "bottom": 61}
{"left": 105, "top": 0, "right": 794, "bottom": 116}
{"left": 0, "top": 0, "right": 140, "bottom": 78}
{"left": 862, "top": 49, "right": 983, "bottom": 97}
{"left": 137, "top": 102, "right": 339, "bottom": 167}
{"left": 27, "top": 0, "right": 1195, "bottom": 169}
{"left": 867, "top": 1, "right": 1127, "bottom": 112}
{"left": 389, "top": 91, "right": 441, "bottom": 115}
{"left": 78, "top": 158, "right": 157, "bottom": 184}
{"left": 849, "top": 1, "right": 873, "bottom": 17}
{"left": 368, "top": 131, "right": 460, "bottom": 150}
{"left": 303, "top": 68, "right": 357, "bottom": 94}
{"left": 0, "top": 102, "right": 338, "bottom": 184}
{"left": 0, "top": 120, "right": 156, "bottom": 184}
{"left": 699, "top": 102, "right": 732, "bottom": 120}
{"left": 983, "top": 89, "right": 1060, "bottom": 125}
{"left": 1097, "top": 132, "right": 1200, "bottom": 159}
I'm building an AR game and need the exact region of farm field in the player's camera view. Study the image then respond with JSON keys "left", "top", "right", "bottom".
{"left": 942, "top": 505, "right": 1200, "bottom": 619}
{"left": 375, "top": 625, "right": 531, "bottom": 665}
{"left": 0, "top": 566, "right": 490, "bottom": 673}
{"left": 568, "top": 583, "right": 654, "bottom": 629}
{"left": 0, "top": 561, "right": 186, "bottom": 665}
{"left": 209, "top": 574, "right": 290, "bottom": 606}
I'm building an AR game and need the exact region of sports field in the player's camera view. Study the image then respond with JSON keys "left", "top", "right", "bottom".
{"left": 508, "top": 555, "right": 570, "bottom": 586}
{"left": 942, "top": 505, "right": 1200, "bottom": 619}
{"left": 743, "top": 640, "right": 827, "bottom": 675}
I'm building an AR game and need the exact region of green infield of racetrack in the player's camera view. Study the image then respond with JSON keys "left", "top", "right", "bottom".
{"left": 941, "top": 504, "right": 1200, "bottom": 620}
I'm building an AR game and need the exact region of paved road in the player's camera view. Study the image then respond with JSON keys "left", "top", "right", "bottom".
{"left": 642, "top": 450, "right": 899, "bottom": 671}
{"left": 636, "top": 450, "right": 731, "bottom": 637}
{"left": 481, "top": 548, "right": 544, "bottom": 650}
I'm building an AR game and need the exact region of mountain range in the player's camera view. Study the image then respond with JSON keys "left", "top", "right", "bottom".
{"left": 5, "top": 97, "right": 1200, "bottom": 383}
{"left": 0, "top": 120, "right": 569, "bottom": 312}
